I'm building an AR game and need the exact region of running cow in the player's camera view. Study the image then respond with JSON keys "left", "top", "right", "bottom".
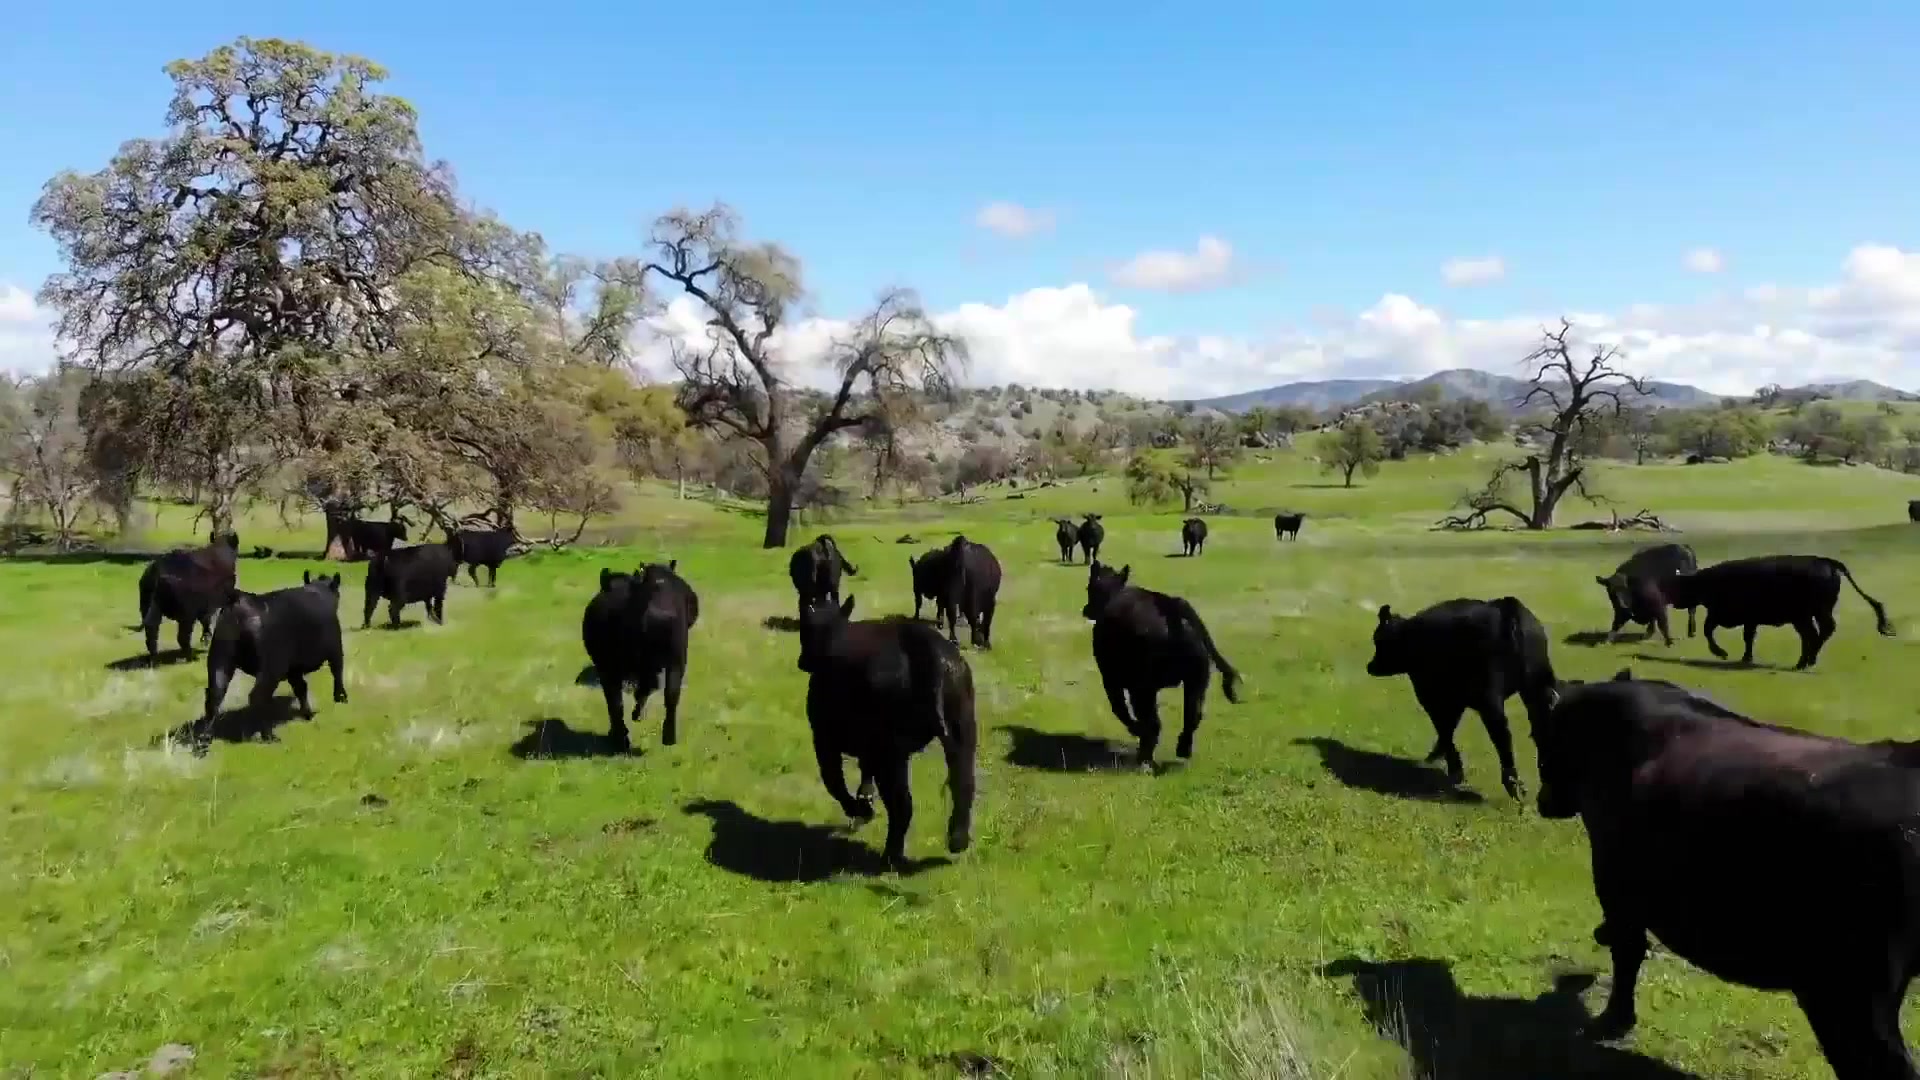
{"left": 1273, "top": 512, "right": 1304, "bottom": 541}
{"left": 1082, "top": 562, "right": 1242, "bottom": 766}
{"left": 362, "top": 542, "right": 455, "bottom": 629}
{"left": 137, "top": 530, "right": 240, "bottom": 658}
{"left": 194, "top": 571, "right": 348, "bottom": 753}
{"left": 788, "top": 534, "right": 859, "bottom": 618}
{"left": 1664, "top": 554, "right": 1894, "bottom": 669}
{"left": 910, "top": 535, "right": 1002, "bottom": 649}
{"left": 581, "top": 561, "right": 700, "bottom": 751}
{"left": 446, "top": 527, "right": 515, "bottom": 587}
{"left": 1535, "top": 670, "right": 1920, "bottom": 1076}
{"left": 1052, "top": 519, "right": 1078, "bottom": 562}
{"left": 1595, "top": 542, "right": 1698, "bottom": 646}
{"left": 1075, "top": 514, "right": 1105, "bottom": 564}
{"left": 1364, "top": 597, "right": 1557, "bottom": 800}
{"left": 1180, "top": 518, "right": 1208, "bottom": 557}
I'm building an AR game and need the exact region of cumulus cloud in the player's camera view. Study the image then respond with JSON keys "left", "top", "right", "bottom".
{"left": 0, "top": 284, "right": 57, "bottom": 376}
{"left": 636, "top": 244, "right": 1920, "bottom": 401}
{"left": 1684, "top": 248, "right": 1726, "bottom": 274}
{"left": 1440, "top": 255, "right": 1507, "bottom": 287}
{"left": 974, "top": 202, "right": 1055, "bottom": 239}
{"left": 1109, "top": 235, "right": 1238, "bottom": 293}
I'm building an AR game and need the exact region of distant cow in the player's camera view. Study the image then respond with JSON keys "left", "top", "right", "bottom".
{"left": 339, "top": 516, "right": 409, "bottom": 560}
{"left": 1596, "top": 542, "right": 1699, "bottom": 646}
{"left": 911, "top": 535, "right": 1002, "bottom": 649}
{"left": 1180, "top": 518, "right": 1208, "bottom": 557}
{"left": 1364, "top": 597, "right": 1557, "bottom": 800}
{"left": 1273, "top": 512, "right": 1304, "bottom": 541}
{"left": 362, "top": 542, "right": 455, "bottom": 629}
{"left": 1535, "top": 670, "right": 1920, "bottom": 1074}
{"left": 1052, "top": 519, "right": 1077, "bottom": 562}
{"left": 795, "top": 595, "right": 978, "bottom": 869}
{"left": 447, "top": 527, "right": 515, "bottom": 587}
{"left": 194, "top": 571, "right": 348, "bottom": 752}
{"left": 1664, "top": 554, "right": 1894, "bottom": 669}
{"left": 1076, "top": 514, "right": 1105, "bottom": 564}
{"left": 582, "top": 561, "right": 700, "bottom": 751}
{"left": 1909, "top": 499, "right": 1920, "bottom": 523}
{"left": 789, "top": 534, "right": 859, "bottom": 618}
{"left": 137, "top": 530, "right": 241, "bottom": 658}
{"left": 1082, "top": 562, "right": 1242, "bottom": 765}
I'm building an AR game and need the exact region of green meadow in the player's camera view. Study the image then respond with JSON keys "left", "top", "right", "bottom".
{"left": 4, "top": 448, "right": 1918, "bottom": 1078}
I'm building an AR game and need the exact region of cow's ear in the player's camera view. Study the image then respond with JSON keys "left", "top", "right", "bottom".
{"left": 327, "top": 573, "right": 342, "bottom": 591}
{"left": 1613, "top": 667, "right": 1633, "bottom": 682}
{"left": 840, "top": 595, "right": 857, "bottom": 619}
{"left": 1595, "top": 575, "right": 1609, "bottom": 586}
{"left": 668, "top": 559, "right": 677, "bottom": 572}
{"left": 303, "top": 570, "right": 313, "bottom": 585}
{"left": 599, "top": 568, "right": 614, "bottom": 590}
{"left": 1377, "top": 604, "right": 1393, "bottom": 623}
{"left": 1119, "top": 564, "right": 1131, "bottom": 582}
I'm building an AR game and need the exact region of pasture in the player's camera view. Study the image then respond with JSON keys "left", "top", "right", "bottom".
{"left": 4, "top": 450, "right": 1919, "bottom": 1078}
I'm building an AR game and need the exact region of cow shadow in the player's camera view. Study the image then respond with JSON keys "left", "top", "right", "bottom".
{"left": 1002, "top": 725, "right": 1142, "bottom": 773}
{"left": 156, "top": 697, "right": 301, "bottom": 748}
{"left": 681, "top": 799, "right": 950, "bottom": 883}
{"left": 1561, "top": 630, "right": 1620, "bottom": 648}
{"left": 104, "top": 649, "right": 198, "bottom": 672}
{"left": 762, "top": 615, "right": 802, "bottom": 632}
{"left": 1321, "top": 957, "right": 1703, "bottom": 1079}
{"left": 572, "top": 665, "right": 601, "bottom": 688}
{"left": 1294, "top": 737, "right": 1485, "bottom": 804}
{"left": 508, "top": 717, "right": 635, "bottom": 760}
{"left": 1630, "top": 652, "right": 1792, "bottom": 673}
{"left": 366, "top": 619, "right": 425, "bottom": 632}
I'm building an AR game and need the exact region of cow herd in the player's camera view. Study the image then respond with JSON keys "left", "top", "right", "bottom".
{"left": 123, "top": 514, "right": 1917, "bottom": 1076}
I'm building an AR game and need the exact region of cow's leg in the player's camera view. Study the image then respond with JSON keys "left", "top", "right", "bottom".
{"left": 871, "top": 754, "right": 915, "bottom": 870}
{"left": 940, "top": 697, "right": 977, "bottom": 854}
{"left": 979, "top": 597, "right": 996, "bottom": 649}
{"left": 1605, "top": 606, "right": 1633, "bottom": 643}
{"left": 1795, "top": 990, "right": 1913, "bottom": 1080}
{"left": 1101, "top": 671, "right": 1141, "bottom": 737}
{"left": 197, "top": 661, "right": 236, "bottom": 753}
{"left": 599, "top": 676, "right": 630, "bottom": 751}
{"left": 1128, "top": 686, "right": 1163, "bottom": 766}
{"left": 142, "top": 602, "right": 164, "bottom": 658}
{"left": 486, "top": 563, "right": 498, "bottom": 587}
{"left": 387, "top": 598, "right": 402, "bottom": 629}
{"left": 1792, "top": 618, "right": 1822, "bottom": 670}
{"left": 1416, "top": 690, "right": 1467, "bottom": 785}
{"left": 361, "top": 590, "right": 379, "bottom": 630}
{"left": 287, "top": 672, "right": 314, "bottom": 720}
{"left": 247, "top": 672, "right": 283, "bottom": 743}
{"left": 175, "top": 616, "right": 194, "bottom": 654}
{"left": 814, "top": 734, "right": 871, "bottom": 821}
{"left": 1739, "top": 623, "right": 1758, "bottom": 665}
{"left": 434, "top": 587, "right": 448, "bottom": 624}
{"left": 327, "top": 646, "right": 348, "bottom": 704}
{"left": 942, "top": 597, "right": 960, "bottom": 645}
{"left": 1702, "top": 614, "right": 1728, "bottom": 659}
{"left": 1174, "top": 669, "right": 1209, "bottom": 759}
{"left": 1587, "top": 922, "right": 1649, "bottom": 1040}
{"left": 1812, "top": 609, "right": 1838, "bottom": 661}
{"left": 1651, "top": 604, "right": 1674, "bottom": 647}
{"left": 912, "top": 593, "right": 923, "bottom": 620}
{"left": 1472, "top": 697, "right": 1524, "bottom": 799}
{"left": 1685, "top": 604, "right": 1697, "bottom": 638}
{"left": 855, "top": 764, "right": 876, "bottom": 806}
{"left": 659, "top": 662, "right": 684, "bottom": 747}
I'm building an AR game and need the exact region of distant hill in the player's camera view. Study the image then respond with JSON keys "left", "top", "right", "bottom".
{"left": 1192, "top": 378, "right": 1400, "bottom": 412}
{"left": 1192, "top": 368, "right": 1725, "bottom": 414}
{"left": 1786, "top": 379, "right": 1917, "bottom": 403}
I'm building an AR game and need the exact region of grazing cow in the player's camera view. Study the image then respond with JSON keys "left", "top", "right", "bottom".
{"left": 581, "top": 561, "right": 699, "bottom": 751}
{"left": 1273, "top": 512, "right": 1304, "bottom": 541}
{"left": 1052, "top": 519, "right": 1077, "bottom": 562}
{"left": 195, "top": 571, "right": 348, "bottom": 752}
{"left": 137, "top": 530, "right": 240, "bottom": 658}
{"left": 1664, "top": 554, "right": 1894, "bottom": 669}
{"left": 447, "top": 527, "right": 515, "bottom": 587}
{"left": 913, "top": 535, "right": 1002, "bottom": 648}
{"left": 341, "top": 517, "right": 409, "bottom": 560}
{"left": 788, "top": 534, "right": 859, "bottom": 618}
{"left": 1909, "top": 499, "right": 1920, "bottom": 523}
{"left": 795, "top": 595, "right": 978, "bottom": 869}
{"left": 1082, "top": 562, "right": 1242, "bottom": 765}
{"left": 1595, "top": 542, "right": 1699, "bottom": 646}
{"left": 1180, "top": 517, "right": 1208, "bottom": 557}
{"left": 1364, "top": 597, "right": 1557, "bottom": 800}
{"left": 1076, "top": 514, "right": 1105, "bottom": 564}
{"left": 1535, "top": 670, "right": 1920, "bottom": 1075}
{"left": 362, "top": 542, "right": 455, "bottom": 629}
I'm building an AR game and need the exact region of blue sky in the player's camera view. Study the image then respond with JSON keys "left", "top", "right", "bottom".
{"left": 2, "top": 2, "right": 1917, "bottom": 396}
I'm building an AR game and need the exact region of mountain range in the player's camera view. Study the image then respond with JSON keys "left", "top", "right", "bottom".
{"left": 1189, "top": 369, "right": 1917, "bottom": 414}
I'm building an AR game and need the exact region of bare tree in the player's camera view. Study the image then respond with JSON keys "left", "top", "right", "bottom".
{"left": 1455, "top": 319, "right": 1648, "bottom": 529}
{"left": 4, "top": 369, "right": 99, "bottom": 549}
{"left": 648, "top": 205, "right": 966, "bottom": 548}
{"left": 1184, "top": 417, "right": 1241, "bottom": 479}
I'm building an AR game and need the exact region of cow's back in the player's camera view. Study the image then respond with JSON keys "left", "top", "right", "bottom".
{"left": 1693, "top": 555, "right": 1839, "bottom": 616}
{"left": 1616, "top": 543, "right": 1695, "bottom": 581}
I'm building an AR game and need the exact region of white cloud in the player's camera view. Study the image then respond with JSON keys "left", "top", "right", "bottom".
{"left": 0, "top": 284, "right": 57, "bottom": 376}
{"left": 636, "top": 244, "right": 1920, "bottom": 401}
{"left": 1109, "top": 235, "right": 1238, "bottom": 293}
{"left": 1684, "top": 248, "right": 1726, "bottom": 274}
{"left": 1440, "top": 255, "right": 1507, "bottom": 287}
{"left": 974, "top": 202, "right": 1055, "bottom": 239}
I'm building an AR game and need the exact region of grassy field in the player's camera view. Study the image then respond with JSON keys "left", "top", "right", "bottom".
{"left": 4, "top": 449, "right": 1920, "bottom": 1078}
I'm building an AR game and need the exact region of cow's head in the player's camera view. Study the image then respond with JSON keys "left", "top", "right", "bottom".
{"left": 1530, "top": 668, "right": 1638, "bottom": 820}
{"left": 210, "top": 530, "right": 240, "bottom": 551}
{"left": 1364, "top": 605, "right": 1411, "bottom": 677}
{"left": 796, "top": 594, "right": 856, "bottom": 673}
{"left": 302, "top": 570, "right": 342, "bottom": 594}
{"left": 1594, "top": 572, "right": 1631, "bottom": 613}
{"left": 390, "top": 519, "right": 411, "bottom": 541}
{"left": 598, "top": 567, "right": 628, "bottom": 592}
{"left": 1082, "top": 561, "right": 1130, "bottom": 620}
{"left": 1083, "top": 513, "right": 1102, "bottom": 523}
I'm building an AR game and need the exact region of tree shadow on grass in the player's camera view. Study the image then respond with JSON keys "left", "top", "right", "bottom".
{"left": 1293, "top": 737, "right": 1485, "bottom": 804}
{"left": 762, "top": 615, "right": 801, "bottom": 632}
{"left": 508, "top": 717, "right": 635, "bottom": 760}
{"left": 1321, "top": 957, "right": 1703, "bottom": 1080}
{"left": 104, "top": 649, "right": 198, "bottom": 673}
{"left": 1001, "top": 725, "right": 1143, "bottom": 773}
{"left": 0, "top": 550, "right": 154, "bottom": 566}
{"left": 682, "top": 799, "right": 949, "bottom": 883}
{"left": 156, "top": 696, "right": 301, "bottom": 750}
{"left": 1291, "top": 482, "right": 1354, "bottom": 490}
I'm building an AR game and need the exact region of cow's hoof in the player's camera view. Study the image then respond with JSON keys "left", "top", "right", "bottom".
{"left": 1174, "top": 737, "right": 1194, "bottom": 759}
{"left": 1585, "top": 1010, "right": 1637, "bottom": 1042}
{"left": 333, "top": 692, "right": 349, "bottom": 704}
{"left": 661, "top": 730, "right": 678, "bottom": 747}
{"left": 1502, "top": 777, "right": 1526, "bottom": 800}
{"left": 846, "top": 797, "right": 876, "bottom": 823}
{"left": 947, "top": 830, "right": 972, "bottom": 854}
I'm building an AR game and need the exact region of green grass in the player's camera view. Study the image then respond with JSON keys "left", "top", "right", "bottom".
{"left": 5, "top": 449, "right": 1920, "bottom": 1078}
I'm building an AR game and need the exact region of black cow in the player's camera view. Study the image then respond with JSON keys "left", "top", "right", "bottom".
{"left": 1535, "top": 671, "right": 1920, "bottom": 1075}
{"left": 1664, "top": 554, "right": 1894, "bottom": 669}
{"left": 341, "top": 517, "right": 409, "bottom": 560}
{"left": 1076, "top": 514, "right": 1105, "bottom": 564}
{"left": 1082, "top": 562, "right": 1242, "bottom": 765}
{"left": 581, "top": 561, "right": 699, "bottom": 751}
{"left": 362, "top": 542, "right": 455, "bottom": 629}
{"left": 1273, "top": 512, "right": 1304, "bottom": 541}
{"left": 1908, "top": 499, "right": 1919, "bottom": 524}
{"left": 1180, "top": 517, "right": 1208, "bottom": 557}
{"left": 795, "top": 595, "right": 978, "bottom": 869}
{"left": 1595, "top": 542, "right": 1698, "bottom": 646}
{"left": 194, "top": 571, "right": 348, "bottom": 752}
{"left": 788, "top": 534, "right": 859, "bottom": 618}
{"left": 1052, "top": 519, "right": 1077, "bottom": 562}
{"left": 137, "top": 530, "right": 240, "bottom": 658}
{"left": 447, "top": 527, "right": 515, "bottom": 587}
{"left": 1364, "top": 597, "right": 1557, "bottom": 800}
{"left": 912, "top": 535, "right": 1002, "bottom": 648}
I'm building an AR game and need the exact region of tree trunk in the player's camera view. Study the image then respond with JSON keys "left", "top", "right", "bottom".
{"left": 1343, "top": 463, "right": 1356, "bottom": 488}
{"left": 763, "top": 468, "right": 798, "bottom": 549}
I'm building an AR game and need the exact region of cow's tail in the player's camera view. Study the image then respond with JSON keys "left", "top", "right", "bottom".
{"left": 1174, "top": 599, "right": 1242, "bottom": 703}
{"left": 1494, "top": 595, "right": 1557, "bottom": 695}
{"left": 1829, "top": 558, "right": 1895, "bottom": 636}
{"left": 137, "top": 569, "right": 154, "bottom": 623}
